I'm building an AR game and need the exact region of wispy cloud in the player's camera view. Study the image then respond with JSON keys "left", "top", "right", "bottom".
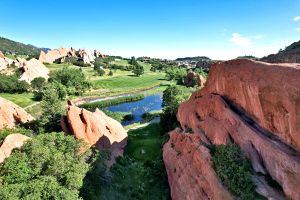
{"left": 229, "top": 33, "right": 251, "bottom": 46}
{"left": 296, "top": 28, "right": 300, "bottom": 31}
{"left": 294, "top": 16, "right": 300, "bottom": 21}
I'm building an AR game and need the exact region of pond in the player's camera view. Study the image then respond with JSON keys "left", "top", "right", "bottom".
{"left": 106, "top": 93, "right": 163, "bottom": 125}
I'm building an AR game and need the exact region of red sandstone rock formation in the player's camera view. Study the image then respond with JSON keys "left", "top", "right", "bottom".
{"left": 0, "top": 51, "right": 4, "bottom": 58}
{"left": 201, "top": 59, "right": 300, "bottom": 151}
{"left": 61, "top": 102, "right": 127, "bottom": 165}
{"left": 78, "top": 49, "right": 96, "bottom": 64}
{"left": 163, "top": 129, "right": 234, "bottom": 200}
{"left": 39, "top": 48, "right": 69, "bottom": 64}
{"left": 184, "top": 71, "right": 206, "bottom": 87}
{"left": 0, "top": 97, "right": 34, "bottom": 129}
{"left": 163, "top": 59, "right": 300, "bottom": 200}
{"left": 0, "top": 134, "right": 30, "bottom": 163}
{"left": 19, "top": 58, "right": 49, "bottom": 83}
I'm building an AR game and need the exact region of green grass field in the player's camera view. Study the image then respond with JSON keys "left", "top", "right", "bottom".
{"left": 125, "top": 123, "right": 164, "bottom": 162}
{"left": 0, "top": 93, "right": 36, "bottom": 107}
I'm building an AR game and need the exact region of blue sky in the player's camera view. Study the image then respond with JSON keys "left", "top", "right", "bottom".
{"left": 1, "top": 0, "right": 300, "bottom": 59}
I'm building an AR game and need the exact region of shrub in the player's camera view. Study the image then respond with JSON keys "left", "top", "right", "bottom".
{"left": 108, "top": 70, "right": 113, "bottom": 76}
{"left": 211, "top": 144, "right": 262, "bottom": 200}
{"left": 95, "top": 68, "right": 105, "bottom": 76}
{"left": 31, "top": 77, "right": 46, "bottom": 91}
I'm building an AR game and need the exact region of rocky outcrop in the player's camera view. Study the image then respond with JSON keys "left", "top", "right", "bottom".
{"left": 0, "top": 51, "right": 4, "bottom": 58}
{"left": 201, "top": 59, "right": 300, "bottom": 151}
{"left": 0, "top": 134, "right": 30, "bottom": 163}
{"left": 163, "top": 130, "right": 234, "bottom": 200}
{"left": 78, "top": 49, "right": 96, "bottom": 64}
{"left": 0, "top": 97, "right": 34, "bottom": 129}
{"left": 94, "top": 50, "right": 104, "bottom": 58}
{"left": 163, "top": 59, "right": 300, "bottom": 200}
{"left": 184, "top": 71, "right": 206, "bottom": 87}
{"left": 196, "top": 59, "right": 215, "bottom": 70}
{"left": 61, "top": 101, "right": 127, "bottom": 164}
{"left": 19, "top": 58, "right": 49, "bottom": 83}
{"left": 39, "top": 48, "right": 69, "bottom": 64}
{"left": 0, "top": 57, "right": 14, "bottom": 71}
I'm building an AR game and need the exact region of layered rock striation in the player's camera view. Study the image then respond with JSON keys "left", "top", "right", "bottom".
{"left": 163, "top": 59, "right": 300, "bottom": 200}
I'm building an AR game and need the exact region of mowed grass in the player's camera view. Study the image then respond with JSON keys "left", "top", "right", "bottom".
{"left": 0, "top": 93, "right": 36, "bottom": 107}
{"left": 45, "top": 59, "right": 168, "bottom": 97}
{"left": 125, "top": 123, "right": 164, "bottom": 162}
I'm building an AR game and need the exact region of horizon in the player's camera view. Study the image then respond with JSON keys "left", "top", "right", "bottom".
{"left": 1, "top": 0, "right": 300, "bottom": 59}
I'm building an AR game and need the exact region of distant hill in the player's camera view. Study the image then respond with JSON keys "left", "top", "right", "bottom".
{"left": 0, "top": 37, "right": 46, "bottom": 56}
{"left": 261, "top": 40, "right": 300, "bottom": 63}
{"left": 237, "top": 55, "right": 258, "bottom": 60}
{"left": 176, "top": 56, "right": 211, "bottom": 62}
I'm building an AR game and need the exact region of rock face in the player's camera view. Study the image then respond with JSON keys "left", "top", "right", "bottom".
{"left": 201, "top": 59, "right": 300, "bottom": 151}
{"left": 78, "top": 49, "right": 96, "bottom": 64}
{"left": 19, "top": 58, "right": 49, "bottom": 83}
{"left": 184, "top": 72, "right": 206, "bottom": 87}
{"left": 0, "top": 97, "right": 34, "bottom": 129}
{"left": 0, "top": 51, "right": 4, "bottom": 58}
{"left": 163, "top": 130, "right": 234, "bottom": 200}
{"left": 0, "top": 57, "right": 14, "bottom": 71}
{"left": 61, "top": 102, "right": 127, "bottom": 164}
{"left": 39, "top": 48, "right": 69, "bottom": 64}
{"left": 0, "top": 134, "right": 30, "bottom": 163}
{"left": 163, "top": 59, "right": 300, "bottom": 200}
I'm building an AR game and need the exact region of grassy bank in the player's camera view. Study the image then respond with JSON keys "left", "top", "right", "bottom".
{"left": 80, "top": 94, "right": 145, "bottom": 110}
{"left": 0, "top": 93, "right": 36, "bottom": 107}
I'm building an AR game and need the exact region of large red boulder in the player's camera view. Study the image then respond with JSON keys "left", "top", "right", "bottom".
{"left": 0, "top": 97, "right": 34, "bottom": 129}
{"left": 61, "top": 102, "right": 127, "bottom": 165}
{"left": 39, "top": 48, "right": 69, "bottom": 64}
{"left": 163, "top": 59, "right": 300, "bottom": 200}
{"left": 0, "top": 134, "right": 30, "bottom": 163}
{"left": 19, "top": 58, "right": 49, "bottom": 83}
{"left": 201, "top": 59, "right": 300, "bottom": 151}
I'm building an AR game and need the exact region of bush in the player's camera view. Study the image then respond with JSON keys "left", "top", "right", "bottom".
{"left": 0, "top": 74, "right": 30, "bottom": 93}
{"left": 211, "top": 144, "right": 262, "bottom": 200}
{"left": 31, "top": 77, "right": 46, "bottom": 91}
{"left": 0, "top": 132, "right": 89, "bottom": 200}
{"left": 95, "top": 68, "right": 105, "bottom": 76}
{"left": 108, "top": 70, "right": 113, "bottom": 76}
{"left": 34, "top": 81, "right": 67, "bottom": 101}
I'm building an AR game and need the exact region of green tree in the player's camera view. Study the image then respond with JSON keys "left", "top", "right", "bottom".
{"left": 49, "top": 67, "right": 91, "bottom": 96}
{"left": 160, "top": 85, "right": 192, "bottom": 133}
{"left": 132, "top": 64, "right": 144, "bottom": 77}
{"left": 31, "top": 77, "right": 46, "bottom": 90}
{"left": 38, "top": 86, "right": 64, "bottom": 132}
{"left": 0, "top": 132, "right": 89, "bottom": 200}
{"left": 129, "top": 56, "right": 138, "bottom": 65}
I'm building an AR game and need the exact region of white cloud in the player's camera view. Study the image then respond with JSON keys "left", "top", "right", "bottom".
{"left": 296, "top": 28, "right": 300, "bottom": 31}
{"left": 294, "top": 16, "right": 300, "bottom": 21}
{"left": 229, "top": 33, "right": 251, "bottom": 46}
